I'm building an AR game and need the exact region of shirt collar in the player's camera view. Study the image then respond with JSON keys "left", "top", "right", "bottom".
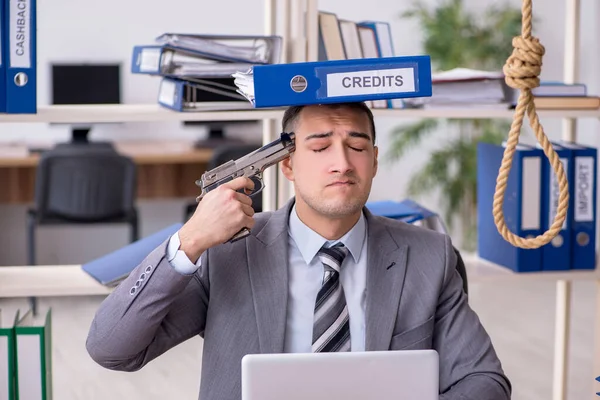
{"left": 288, "top": 203, "right": 366, "bottom": 265}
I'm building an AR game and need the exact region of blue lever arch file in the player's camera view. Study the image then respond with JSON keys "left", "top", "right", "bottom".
{"left": 232, "top": 55, "right": 432, "bottom": 108}
{"left": 477, "top": 142, "right": 544, "bottom": 272}
{"left": 5, "top": 0, "right": 36, "bottom": 114}
{"left": 0, "top": 0, "right": 6, "bottom": 112}
{"left": 558, "top": 141, "right": 597, "bottom": 270}
{"left": 82, "top": 223, "right": 183, "bottom": 286}
{"left": 540, "top": 143, "right": 573, "bottom": 271}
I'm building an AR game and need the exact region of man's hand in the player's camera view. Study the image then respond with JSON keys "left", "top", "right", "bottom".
{"left": 178, "top": 176, "right": 256, "bottom": 263}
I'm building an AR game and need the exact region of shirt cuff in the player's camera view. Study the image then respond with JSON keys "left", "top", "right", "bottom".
{"left": 166, "top": 230, "right": 202, "bottom": 275}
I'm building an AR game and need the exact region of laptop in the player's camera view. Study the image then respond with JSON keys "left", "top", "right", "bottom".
{"left": 241, "top": 350, "right": 439, "bottom": 400}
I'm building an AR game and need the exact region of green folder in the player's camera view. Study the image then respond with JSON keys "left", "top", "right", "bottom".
{"left": 0, "top": 309, "right": 20, "bottom": 400}
{"left": 14, "top": 309, "right": 52, "bottom": 400}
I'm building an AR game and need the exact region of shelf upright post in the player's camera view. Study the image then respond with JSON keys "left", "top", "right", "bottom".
{"left": 554, "top": 1, "right": 580, "bottom": 399}
{"left": 262, "top": 0, "right": 280, "bottom": 212}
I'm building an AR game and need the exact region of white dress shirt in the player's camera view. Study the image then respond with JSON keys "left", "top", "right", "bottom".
{"left": 166, "top": 204, "right": 369, "bottom": 352}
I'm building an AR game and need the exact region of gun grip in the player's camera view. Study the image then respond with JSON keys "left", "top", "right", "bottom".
{"left": 228, "top": 227, "right": 250, "bottom": 243}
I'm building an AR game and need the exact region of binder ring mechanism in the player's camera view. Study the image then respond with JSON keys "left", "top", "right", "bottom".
{"left": 493, "top": 0, "right": 569, "bottom": 250}
{"left": 14, "top": 72, "right": 28, "bottom": 87}
{"left": 290, "top": 75, "right": 307, "bottom": 93}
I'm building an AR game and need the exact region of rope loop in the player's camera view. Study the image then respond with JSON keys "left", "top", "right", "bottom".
{"left": 492, "top": 0, "right": 569, "bottom": 249}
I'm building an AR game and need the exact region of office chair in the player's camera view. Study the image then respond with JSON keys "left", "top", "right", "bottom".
{"left": 184, "top": 143, "right": 263, "bottom": 221}
{"left": 27, "top": 144, "right": 139, "bottom": 314}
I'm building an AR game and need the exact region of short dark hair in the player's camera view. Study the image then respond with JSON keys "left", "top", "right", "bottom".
{"left": 281, "top": 102, "right": 377, "bottom": 144}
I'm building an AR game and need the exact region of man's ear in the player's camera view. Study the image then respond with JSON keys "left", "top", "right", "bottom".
{"left": 372, "top": 145, "right": 379, "bottom": 177}
{"left": 280, "top": 155, "right": 295, "bottom": 181}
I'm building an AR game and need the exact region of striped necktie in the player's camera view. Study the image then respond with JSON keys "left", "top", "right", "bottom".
{"left": 312, "top": 243, "right": 351, "bottom": 352}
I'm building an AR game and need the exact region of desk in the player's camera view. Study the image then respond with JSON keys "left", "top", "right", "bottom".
{"left": 0, "top": 141, "right": 214, "bottom": 204}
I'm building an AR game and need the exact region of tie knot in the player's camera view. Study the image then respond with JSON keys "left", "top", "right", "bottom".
{"left": 318, "top": 243, "right": 349, "bottom": 272}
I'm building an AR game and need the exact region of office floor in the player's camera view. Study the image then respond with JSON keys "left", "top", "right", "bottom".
{"left": 0, "top": 279, "right": 596, "bottom": 400}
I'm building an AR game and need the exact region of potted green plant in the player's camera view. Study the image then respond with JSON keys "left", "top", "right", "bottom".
{"left": 385, "top": 0, "right": 524, "bottom": 250}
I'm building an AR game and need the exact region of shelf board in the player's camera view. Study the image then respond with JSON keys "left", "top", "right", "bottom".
{"left": 0, "top": 104, "right": 598, "bottom": 124}
{"left": 372, "top": 107, "right": 600, "bottom": 119}
{"left": 0, "top": 255, "right": 599, "bottom": 298}
{"left": 464, "top": 254, "right": 600, "bottom": 283}
{"left": 0, "top": 104, "right": 286, "bottom": 124}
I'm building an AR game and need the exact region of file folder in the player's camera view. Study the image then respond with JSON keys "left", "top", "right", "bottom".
{"left": 0, "top": 310, "right": 18, "bottom": 400}
{"left": 157, "top": 77, "right": 250, "bottom": 112}
{"left": 131, "top": 45, "right": 255, "bottom": 78}
{"left": 5, "top": 0, "right": 36, "bottom": 114}
{"left": 0, "top": 0, "right": 6, "bottom": 113}
{"left": 14, "top": 308, "right": 51, "bottom": 400}
{"left": 154, "top": 33, "right": 283, "bottom": 64}
{"left": 540, "top": 143, "right": 573, "bottom": 271}
{"left": 82, "top": 223, "right": 183, "bottom": 286}
{"left": 232, "top": 55, "right": 432, "bottom": 108}
{"left": 365, "top": 200, "right": 421, "bottom": 220}
{"left": 477, "top": 142, "right": 543, "bottom": 272}
{"left": 366, "top": 199, "right": 448, "bottom": 234}
{"left": 558, "top": 141, "right": 597, "bottom": 270}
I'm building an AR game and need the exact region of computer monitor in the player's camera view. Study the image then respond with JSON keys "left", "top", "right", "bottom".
{"left": 51, "top": 63, "right": 121, "bottom": 143}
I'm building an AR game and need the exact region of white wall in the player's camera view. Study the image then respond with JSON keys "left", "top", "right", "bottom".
{"left": 0, "top": 0, "right": 599, "bottom": 265}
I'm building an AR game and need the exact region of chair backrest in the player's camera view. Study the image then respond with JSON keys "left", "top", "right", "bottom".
{"left": 209, "top": 143, "right": 263, "bottom": 212}
{"left": 34, "top": 145, "right": 137, "bottom": 222}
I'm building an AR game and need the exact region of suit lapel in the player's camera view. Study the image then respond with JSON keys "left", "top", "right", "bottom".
{"left": 364, "top": 211, "right": 408, "bottom": 351}
{"left": 246, "top": 200, "right": 293, "bottom": 354}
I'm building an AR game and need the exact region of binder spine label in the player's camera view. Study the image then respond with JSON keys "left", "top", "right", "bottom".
{"left": 139, "top": 48, "right": 161, "bottom": 73}
{"left": 9, "top": 0, "right": 30, "bottom": 68}
{"left": 0, "top": 5, "right": 3, "bottom": 68}
{"left": 575, "top": 156, "right": 594, "bottom": 222}
{"left": 549, "top": 158, "right": 568, "bottom": 229}
{"left": 325, "top": 67, "right": 415, "bottom": 97}
{"left": 521, "top": 156, "right": 541, "bottom": 230}
{"left": 158, "top": 79, "right": 177, "bottom": 107}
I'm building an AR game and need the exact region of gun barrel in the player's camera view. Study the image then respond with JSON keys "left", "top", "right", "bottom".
{"left": 197, "top": 132, "right": 296, "bottom": 188}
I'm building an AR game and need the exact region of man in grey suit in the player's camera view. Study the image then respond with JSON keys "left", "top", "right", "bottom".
{"left": 86, "top": 102, "right": 511, "bottom": 399}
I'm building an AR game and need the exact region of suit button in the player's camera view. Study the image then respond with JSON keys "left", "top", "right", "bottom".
{"left": 135, "top": 280, "right": 142, "bottom": 288}
{"left": 130, "top": 287, "right": 136, "bottom": 295}
{"left": 140, "top": 273, "right": 146, "bottom": 281}
{"left": 145, "top": 265, "right": 152, "bottom": 273}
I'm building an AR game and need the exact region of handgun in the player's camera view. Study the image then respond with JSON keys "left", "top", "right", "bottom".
{"left": 195, "top": 131, "right": 296, "bottom": 242}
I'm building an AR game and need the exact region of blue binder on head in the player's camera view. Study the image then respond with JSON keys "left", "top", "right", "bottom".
{"left": 477, "top": 142, "right": 544, "bottom": 273}
{"left": 557, "top": 141, "right": 597, "bottom": 270}
{"left": 5, "top": 0, "right": 36, "bottom": 114}
{"left": 81, "top": 223, "right": 183, "bottom": 286}
{"left": 232, "top": 55, "right": 432, "bottom": 108}
{"left": 0, "top": 0, "right": 6, "bottom": 112}
{"left": 540, "top": 143, "right": 573, "bottom": 271}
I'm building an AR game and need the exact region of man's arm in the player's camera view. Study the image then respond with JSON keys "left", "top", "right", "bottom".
{"left": 436, "top": 235, "right": 512, "bottom": 400}
{"left": 85, "top": 236, "right": 209, "bottom": 372}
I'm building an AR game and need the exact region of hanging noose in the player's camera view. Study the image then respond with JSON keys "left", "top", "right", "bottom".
{"left": 493, "top": 0, "right": 569, "bottom": 249}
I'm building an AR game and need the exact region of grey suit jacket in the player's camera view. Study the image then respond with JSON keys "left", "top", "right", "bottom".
{"left": 86, "top": 198, "right": 511, "bottom": 400}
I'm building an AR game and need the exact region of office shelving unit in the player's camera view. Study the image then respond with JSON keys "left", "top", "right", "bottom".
{"left": 0, "top": 0, "right": 598, "bottom": 399}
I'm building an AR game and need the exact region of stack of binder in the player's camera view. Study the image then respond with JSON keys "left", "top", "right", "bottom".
{"left": 130, "top": 33, "right": 283, "bottom": 112}
{"left": 477, "top": 142, "right": 598, "bottom": 272}
{"left": 232, "top": 11, "right": 433, "bottom": 109}
{"left": 0, "top": 308, "right": 52, "bottom": 400}
{"left": 1, "top": 0, "right": 38, "bottom": 114}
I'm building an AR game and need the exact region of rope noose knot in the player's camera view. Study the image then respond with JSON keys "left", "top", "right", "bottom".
{"left": 493, "top": 28, "right": 569, "bottom": 250}
{"left": 503, "top": 36, "right": 545, "bottom": 91}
